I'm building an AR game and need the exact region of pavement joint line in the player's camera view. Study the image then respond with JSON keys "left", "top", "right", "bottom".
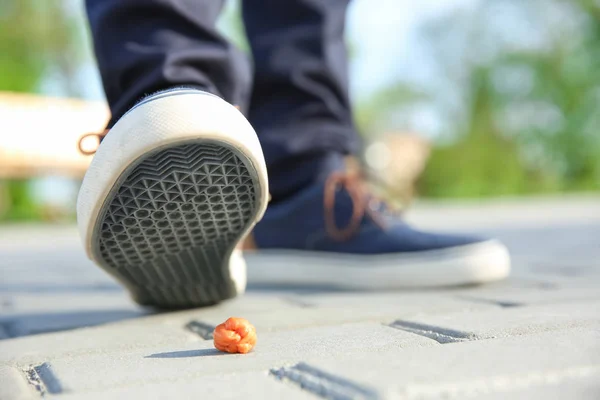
{"left": 184, "top": 320, "right": 215, "bottom": 340}
{"left": 145, "top": 348, "right": 221, "bottom": 359}
{"left": 0, "top": 283, "right": 124, "bottom": 293}
{"left": 523, "top": 281, "right": 561, "bottom": 291}
{"left": 24, "top": 362, "right": 63, "bottom": 397}
{"left": 24, "top": 366, "right": 45, "bottom": 398}
{"left": 455, "top": 295, "right": 524, "bottom": 308}
{"left": 281, "top": 297, "right": 316, "bottom": 308}
{"left": 0, "top": 323, "right": 12, "bottom": 340}
{"left": 270, "top": 362, "right": 380, "bottom": 400}
{"left": 1, "top": 298, "right": 14, "bottom": 310}
{"left": 0, "top": 318, "right": 90, "bottom": 340}
{"left": 529, "top": 263, "right": 600, "bottom": 277}
{"left": 388, "top": 320, "right": 479, "bottom": 344}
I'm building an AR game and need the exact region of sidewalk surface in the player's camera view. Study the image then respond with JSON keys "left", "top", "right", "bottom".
{"left": 1, "top": 196, "right": 599, "bottom": 399}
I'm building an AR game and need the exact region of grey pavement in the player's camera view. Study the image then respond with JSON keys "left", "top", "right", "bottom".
{"left": 0, "top": 196, "right": 599, "bottom": 399}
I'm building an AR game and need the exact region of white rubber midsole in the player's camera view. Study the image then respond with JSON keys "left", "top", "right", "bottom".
{"left": 245, "top": 240, "right": 511, "bottom": 288}
{"left": 76, "top": 90, "right": 269, "bottom": 296}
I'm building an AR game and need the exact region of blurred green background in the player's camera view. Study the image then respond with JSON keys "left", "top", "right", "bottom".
{"left": 1, "top": 0, "right": 599, "bottom": 222}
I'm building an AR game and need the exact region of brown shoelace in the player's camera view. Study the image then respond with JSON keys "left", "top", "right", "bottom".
{"left": 323, "top": 171, "right": 387, "bottom": 241}
{"left": 78, "top": 130, "right": 109, "bottom": 155}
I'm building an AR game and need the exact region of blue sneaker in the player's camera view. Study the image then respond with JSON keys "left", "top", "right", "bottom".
{"left": 244, "top": 156, "right": 510, "bottom": 289}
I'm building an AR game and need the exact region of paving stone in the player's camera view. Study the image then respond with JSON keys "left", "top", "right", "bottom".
{"left": 479, "top": 377, "right": 600, "bottom": 400}
{"left": 295, "top": 329, "right": 600, "bottom": 400}
{"left": 0, "top": 228, "right": 112, "bottom": 293}
{"left": 0, "top": 322, "right": 198, "bottom": 364}
{"left": 1, "top": 202, "right": 598, "bottom": 399}
{"left": 391, "top": 301, "right": 600, "bottom": 341}
{"left": 270, "top": 361, "right": 381, "bottom": 400}
{"left": 54, "top": 371, "right": 316, "bottom": 400}
{"left": 0, "top": 226, "right": 79, "bottom": 251}
{"left": 0, "top": 366, "right": 36, "bottom": 400}
{"left": 1, "top": 293, "right": 138, "bottom": 315}
{"left": 10, "top": 322, "right": 433, "bottom": 393}
{"left": 0, "top": 293, "right": 300, "bottom": 362}
{"left": 0, "top": 246, "right": 109, "bottom": 289}
{"left": 0, "top": 308, "right": 148, "bottom": 339}
{"left": 451, "top": 278, "right": 600, "bottom": 306}
{"left": 0, "top": 290, "right": 492, "bottom": 344}
{"left": 290, "top": 291, "right": 494, "bottom": 310}
{"left": 157, "top": 293, "right": 496, "bottom": 337}
{"left": 0, "top": 326, "right": 10, "bottom": 340}
{"left": 2, "top": 291, "right": 461, "bottom": 363}
{"left": 0, "top": 293, "right": 145, "bottom": 340}
{"left": 0, "top": 291, "right": 142, "bottom": 337}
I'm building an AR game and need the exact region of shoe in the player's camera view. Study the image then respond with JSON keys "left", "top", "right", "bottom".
{"left": 77, "top": 88, "right": 269, "bottom": 308}
{"left": 244, "top": 155, "right": 510, "bottom": 289}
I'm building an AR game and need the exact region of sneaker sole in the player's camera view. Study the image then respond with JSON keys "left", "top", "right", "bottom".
{"left": 93, "top": 141, "right": 260, "bottom": 308}
{"left": 77, "top": 89, "right": 268, "bottom": 308}
{"left": 245, "top": 240, "right": 510, "bottom": 289}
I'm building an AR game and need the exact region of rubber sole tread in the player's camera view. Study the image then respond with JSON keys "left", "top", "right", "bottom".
{"left": 92, "top": 141, "right": 258, "bottom": 308}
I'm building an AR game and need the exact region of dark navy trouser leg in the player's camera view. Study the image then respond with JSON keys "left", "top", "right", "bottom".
{"left": 86, "top": 0, "right": 360, "bottom": 200}
{"left": 242, "top": 0, "right": 360, "bottom": 200}
{"left": 85, "top": 0, "right": 251, "bottom": 126}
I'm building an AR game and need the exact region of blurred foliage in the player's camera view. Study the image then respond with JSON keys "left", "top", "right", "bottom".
{"left": 358, "top": 0, "right": 600, "bottom": 198}
{"left": 0, "top": 0, "right": 86, "bottom": 221}
{"left": 0, "top": 180, "right": 43, "bottom": 221}
{"left": 0, "top": 0, "right": 85, "bottom": 95}
{"left": 218, "top": 0, "right": 250, "bottom": 53}
{"left": 1, "top": 0, "right": 598, "bottom": 223}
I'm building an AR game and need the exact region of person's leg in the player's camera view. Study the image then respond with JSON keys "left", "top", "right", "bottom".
{"left": 86, "top": 0, "right": 252, "bottom": 126}
{"left": 80, "top": 0, "right": 269, "bottom": 309}
{"left": 240, "top": 0, "right": 511, "bottom": 288}
{"left": 242, "top": 0, "right": 359, "bottom": 200}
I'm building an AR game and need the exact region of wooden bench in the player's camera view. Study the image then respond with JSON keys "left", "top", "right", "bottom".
{"left": 0, "top": 92, "right": 110, "bottom": 178}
